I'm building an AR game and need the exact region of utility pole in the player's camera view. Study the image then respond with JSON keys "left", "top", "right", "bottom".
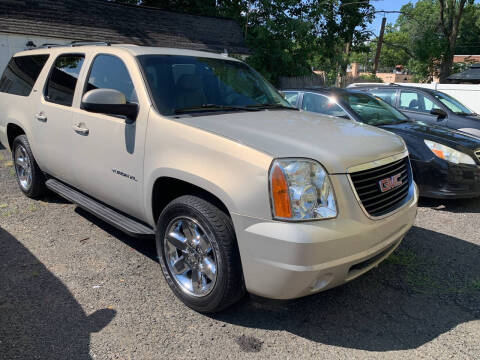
{"left": 372, "top": 15, "right": 386, "bottom": 75}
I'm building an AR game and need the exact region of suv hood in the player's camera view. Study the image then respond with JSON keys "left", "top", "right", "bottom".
{"left": 174, "top": 110, "right": 406, "bottom": 173}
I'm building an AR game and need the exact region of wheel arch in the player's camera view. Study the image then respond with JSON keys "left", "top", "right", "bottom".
{"left": 6, "top": 123, "right": 26, "bottom": 150}
{"left": 150, "top": 174, "right": 235, "bottom": 225}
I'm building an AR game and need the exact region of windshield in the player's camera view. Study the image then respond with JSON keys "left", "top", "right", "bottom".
{"left": 432, "top": 91, "right": 474, "bottom": 115}
{"left": 340, "top": 92, "right": 409, "bottom": 125}
{"left": 137, "top": 55, "right": 292, "bottom": 115}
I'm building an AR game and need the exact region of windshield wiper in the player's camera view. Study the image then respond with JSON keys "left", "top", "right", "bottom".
{"left": 174, "top": 104, "right": 261, "bottom": 114}
{"left": 246, "top": 104, "right": 299, "bottom": 111}
{"left": 455, "top": 111, "right": 475, "bottom": 116}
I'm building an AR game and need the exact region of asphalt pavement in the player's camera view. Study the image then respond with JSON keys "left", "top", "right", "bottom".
{"left": 0, "top": 145, "right": 479, "bottom": 359}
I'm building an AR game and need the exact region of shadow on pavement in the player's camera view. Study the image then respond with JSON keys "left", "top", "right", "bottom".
{"left": 72, "top": 204, "right": 480, "bottom": 352}
{"left": 213, "top": 226, "right": 480, "bottom": 351}
{"left": 74, "top": 207, "right": 158, "bottom": 263}
{"left": 0, "top": 227, "right": 116, "bottom": 359}
{"left": 0, "top": 142, "right": 5, "bottom": 150}
{"left": 418, "top": 196, "right": 480, "bottom": 213}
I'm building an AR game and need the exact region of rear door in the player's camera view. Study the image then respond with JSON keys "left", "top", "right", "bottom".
{"left": 32, "top": 53, "right": 85, "bottom": 184}
{"left": 71, "top": 53, "right": 148, "bottom": 220}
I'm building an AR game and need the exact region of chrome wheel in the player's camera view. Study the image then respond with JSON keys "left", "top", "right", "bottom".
{"left": 14, "top": 145, "right": 32, "bottom": 191}
{"left": 163, "top": 216, "right": 218, "bottom": 297}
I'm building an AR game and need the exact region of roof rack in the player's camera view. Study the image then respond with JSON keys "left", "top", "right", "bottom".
{"left": 36, "top": 41, "right": 111, "bottom": 49}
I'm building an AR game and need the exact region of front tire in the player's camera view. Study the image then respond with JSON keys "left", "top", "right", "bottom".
{"left": 12, "top": 135, "right": 45, "bottom": 198}
{"left": 156, "top": 195, "right": 245, "bottom": 313}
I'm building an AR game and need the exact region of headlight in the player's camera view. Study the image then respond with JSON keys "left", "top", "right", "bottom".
{"left": 424, "top": 140, "right": 475, "bottom": 165}
{"left": 269, "top": 159, "right": 337, "bottom": 220}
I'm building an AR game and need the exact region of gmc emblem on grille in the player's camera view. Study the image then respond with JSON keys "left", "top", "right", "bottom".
{"left": 379, "top": 174, "right": 403, "bottom": 193}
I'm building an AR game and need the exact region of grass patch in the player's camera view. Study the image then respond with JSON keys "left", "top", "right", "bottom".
{"left": 472, "top": 279, "right": 480, "bottom": 291}
{"left": 0, "top": 153, "right": 4, "bottom": 161}
{"left": 9, "top": 168, "right": 15, "bottom": 177}
{"left": 384, "top": 249, "right": 479, "bottom": 295}
{"left": 0, "top": 203, "right": 7, "bottom": 209}
{"left": 4, "top": 161, "right": 13, "bottom": 167}
{"left": 27, "top": 204, "right": 37, "bottom": 212}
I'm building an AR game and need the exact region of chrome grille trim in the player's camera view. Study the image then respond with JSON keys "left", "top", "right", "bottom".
{"left": 347, "top": 152, "right": 414, "bottom": 220}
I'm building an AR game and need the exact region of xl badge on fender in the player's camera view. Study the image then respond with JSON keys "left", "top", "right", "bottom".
{"left": 379, "top": 173, "right": 403, "bottom": 193}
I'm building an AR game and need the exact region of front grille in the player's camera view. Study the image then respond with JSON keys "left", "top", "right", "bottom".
{"left": 475, "top": 150, "right": 480, "bottom": 162}
{"left": 349, "top": 156, "right": 412, "bottom": 217}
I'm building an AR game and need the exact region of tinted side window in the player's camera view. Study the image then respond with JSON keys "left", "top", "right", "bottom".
{"left": 368, "top": 89, "right": 396, "bottom": 106}
{"left": 301, "top": 93, "right": 347, "bottom": 117}
{"left": 85, "top": 55, "right": 137, "bottom": 103}
{"left": 0, "top": 55, "right": 49, "bottom": 96}
{"left": 423, "top": 96, "right": 440, "bottom": 112}
{"left": 45, "top": 54, "right": 85, "bottom": 106}
{"left": 284, "top": 91, "right": 299, "bottom": 106}
{"left": 399, "top": 91, "right": 420, "bottom": 111}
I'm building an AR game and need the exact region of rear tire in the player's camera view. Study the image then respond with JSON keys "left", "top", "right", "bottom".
{"left": 156, "top": 195, "right": 245, "bottom": 313}
{"left": 12, "top": 135, "right": 45, "bottom": 198}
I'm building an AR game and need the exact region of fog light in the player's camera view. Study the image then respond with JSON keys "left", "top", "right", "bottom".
{"left": 310, "top": 273, "right": 333, "bottom": 292}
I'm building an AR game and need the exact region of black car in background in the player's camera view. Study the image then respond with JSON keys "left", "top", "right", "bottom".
{"left": 283, "top": 88, "right": 480, "bottom": 199}
{"left": 351, "top": 85, "right": 480, "bottom": 138}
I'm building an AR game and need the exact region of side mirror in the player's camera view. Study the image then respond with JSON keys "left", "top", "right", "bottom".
{"left": 430, "top": 108, "right": 447, "bottom": 119}
{"left": 80, "top": 89, "right": 138, "bottom": 123}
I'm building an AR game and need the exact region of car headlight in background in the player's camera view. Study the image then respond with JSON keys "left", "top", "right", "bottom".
{"left": 424, "top": 140, "right": 476, "bottom": 165}
{"left": 269, "top": 159, "right": 337, "bottom": 220}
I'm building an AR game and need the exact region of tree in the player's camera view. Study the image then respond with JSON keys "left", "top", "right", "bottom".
{"left": 456, "top": 3, "right": 480, "bottom": 55}
{"left": 111, "top": 0, "right": 375, "bottom": 85}
{"left": 308, "top": 0, "right": 374, "bottom": 85}
{"left": 394, "top": 0, "right": 474, "bottom": 82}
{"left": 437, "top": 0, "right": 470, "bottom": 82}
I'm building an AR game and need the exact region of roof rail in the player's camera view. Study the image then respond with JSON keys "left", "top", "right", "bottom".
{"left": 36, "top": 41, "right": 111, "bottom": 49}
{"left": 70, "top": 40, "right": 111, "bottom": 47}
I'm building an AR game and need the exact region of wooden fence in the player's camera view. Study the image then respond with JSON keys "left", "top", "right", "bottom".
{"left": 278, "top": 74, "right": 325, "bottom": 89}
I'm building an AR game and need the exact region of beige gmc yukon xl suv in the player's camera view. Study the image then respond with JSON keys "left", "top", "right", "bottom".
{"left": 0, "top": 43, "right": 418, "bottom": 312}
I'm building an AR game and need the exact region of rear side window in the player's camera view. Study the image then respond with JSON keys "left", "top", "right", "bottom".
{"left": 301, "top": 93, "right": 347, "bottom": 117}
{"left": 84, "top": 54, "right": 137, "bottom": 103}
{"left": 368, "top": 89, "right": 396, "bottom": 106}
{"left": 0, "top": 55, "right": 49, "bottom": 96}
{"left": 284, "top": 91, "right": 299, "bottom": 106}
{"left": 45, "top": 54, "right": 85, "bottom": 106}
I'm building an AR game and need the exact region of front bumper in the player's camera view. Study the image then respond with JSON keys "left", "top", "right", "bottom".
{"left": 232, "top": 175, "right": 418, "bottom": 300}
{"left": 0, "top": 124, "right": 7, "bottom": 149}
{"left": 411, "top": 158, "right": 480, "bottom": 199}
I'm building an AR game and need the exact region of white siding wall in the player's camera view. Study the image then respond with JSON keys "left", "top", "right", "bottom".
{"left": 0, "top": 32, "right": 73, "bottom": 75}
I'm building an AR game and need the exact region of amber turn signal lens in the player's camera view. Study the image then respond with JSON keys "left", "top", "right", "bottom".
{"left": 271, "top": 163, "right": 291, "bottom": 218}
{"left": 431, "top": 149, "right": 444, "bottom": 159}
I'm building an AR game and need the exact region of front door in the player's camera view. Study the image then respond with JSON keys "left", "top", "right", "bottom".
{"left": 31, "top": 53, "right": 85, "bottom": 185}
{"left": 71, "top": 54, "right": 147, "bottom": 220}
{"left": 398, "top": 90, "right": 447, "bottom": 127}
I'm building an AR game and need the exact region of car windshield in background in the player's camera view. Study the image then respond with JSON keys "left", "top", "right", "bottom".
{"left": 341, "top": 92, "right": 409, "bottom": 126}
{"left": 137, "top": 55, "right": 293, "bottom": 116}
{"left": 432, "top": 91, "right": 474, "bottom": 115}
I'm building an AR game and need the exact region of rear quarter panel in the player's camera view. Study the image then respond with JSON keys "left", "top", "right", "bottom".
{"left": 0, "top": 92, "right": 34, "bottom": 150}
{"left": 0, "top": 51, "right": 52, "bottom": 156}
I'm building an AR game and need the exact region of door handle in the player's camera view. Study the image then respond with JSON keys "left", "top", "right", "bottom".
{"left": 73, "top": 123, "right": 89, "bottom": 136}
{"left": 35, "top": 113, "right": 47, "bottom": 122}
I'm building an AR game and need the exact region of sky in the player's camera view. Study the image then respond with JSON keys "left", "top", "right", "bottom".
{"left": 369, "top": 0, "right": 480, "bottom": 35}
{"left": 368, "top": 0, "right": 417, "bottom": 36}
